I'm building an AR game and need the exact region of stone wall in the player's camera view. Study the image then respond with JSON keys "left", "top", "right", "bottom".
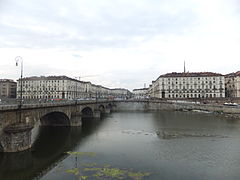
{"left": 114, "top": 100, "right": 240, "bottom": 118}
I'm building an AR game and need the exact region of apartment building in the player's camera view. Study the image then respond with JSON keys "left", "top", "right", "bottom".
{"left": 133, "top": 88, "right": 148, "bottom": 99}
{"left": 149, "top": 72, "right": 225, "bottom": 99}
{"left": 0, "top": 79, "right": 17, "bottom": 98}
{"left": 17, "top": 76, "right": 131, "bottom": 100}
{"left": 225, "top": 71, "right": 240, "bottom": 98}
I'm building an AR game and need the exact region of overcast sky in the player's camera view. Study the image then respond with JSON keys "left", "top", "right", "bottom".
{"left": 0, "top": 0, "right": 239, "bottom": 90}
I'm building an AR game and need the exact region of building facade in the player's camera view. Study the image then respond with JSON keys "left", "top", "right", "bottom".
{"left": 0, "top": 79, "right": 17, "bottom": 98}
{"left": 149, "top": 72, "right": 225, "bottom": 99}
{"left": 133, "top": 88, "right": 148, "bottom": 99}
{"left": 17, "top": 76, "right": 131, "bottom": 100}
{"left": 110, "top": 88, "right": 132, "bottom": 99}
{"left": 225, "top": 71, "right": 240, "bottom": 98}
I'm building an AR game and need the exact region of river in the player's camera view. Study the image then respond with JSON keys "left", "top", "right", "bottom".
{"left": 1, "top": 110, "right": 240, "bottom": 180}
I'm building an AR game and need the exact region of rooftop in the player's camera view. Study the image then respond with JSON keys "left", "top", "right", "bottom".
{"left": 160, "top": 72, "right": 223, "bottom": 78}
{"left": 0, "top": 79, "right": 16, "bottom": 83}
{"left": 133, "top": 88, "right": 148, "bottom": 91}
{"left": 225, "top": 71, "right": 240, "bottom": 77}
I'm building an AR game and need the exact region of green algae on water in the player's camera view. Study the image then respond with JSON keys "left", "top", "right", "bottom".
{"left": 93, "top": 167, "right": 126, "bottom": 179}
{"left": 66, "top": 151, "right": 96, "bottom": 157}
{"left": 65, "top": 168, "right": 79, "bottom": 175}
{"left": 79, "top": 176, "right": 88, "bottom": 180}
{"left": 128, "top": 172, "right": 151, "bottom": 180}
{"left": 65, "top": 162, "right": 151, "bottom": 179}
{"left": 83, "top": 166, "right": 151, "bottom": 179}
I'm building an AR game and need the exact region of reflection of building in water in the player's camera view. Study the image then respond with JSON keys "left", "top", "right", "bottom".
{"left": 0, "top": 150, "right": 33, "bottom": 175}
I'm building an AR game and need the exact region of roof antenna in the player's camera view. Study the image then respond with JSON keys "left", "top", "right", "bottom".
{"left": 184, "top": 60, "right": 186, "bottom": 73}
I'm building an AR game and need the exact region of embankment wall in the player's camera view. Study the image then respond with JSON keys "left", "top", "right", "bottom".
{"left": 114, "top": 101, "right": 240, "bottom": 118}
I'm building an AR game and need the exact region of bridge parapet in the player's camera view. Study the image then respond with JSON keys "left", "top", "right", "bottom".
{"left": 0, "top": 100, "right": 114, "bottom": 111}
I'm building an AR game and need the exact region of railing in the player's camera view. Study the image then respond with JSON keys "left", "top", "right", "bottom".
{"left": 0, "top": 99, "right": 114, "bottom": 111}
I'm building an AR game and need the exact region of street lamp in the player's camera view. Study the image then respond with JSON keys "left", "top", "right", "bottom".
{"left": 74, "top": 77, "right": 79, "bottom": 100}
{"left": 15, "top": 56, "right": 23, "bottom": 109}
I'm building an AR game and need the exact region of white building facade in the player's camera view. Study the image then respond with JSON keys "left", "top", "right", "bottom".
{"left": 17, "top": 76, "right": 131, "bottom": 100}
{"left": 133, "top": 88, "right": 148, "bottom": 99}
{"left": 150, "top": 72, "right": 225, "bottom": 99}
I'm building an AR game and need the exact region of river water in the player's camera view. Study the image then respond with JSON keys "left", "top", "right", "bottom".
{"left": 1, "top": 110, "right": 240, "bottom": 180}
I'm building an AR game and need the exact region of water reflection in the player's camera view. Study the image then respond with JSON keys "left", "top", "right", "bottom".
{"left": 0, "top": 117, "right": 104, "bottom": 180}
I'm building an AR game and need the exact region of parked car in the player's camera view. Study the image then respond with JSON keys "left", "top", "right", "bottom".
{"left": 223, "top": 102, "right": 238, "bottom": 106}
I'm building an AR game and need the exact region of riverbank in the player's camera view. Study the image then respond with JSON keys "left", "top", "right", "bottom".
{"left": 114, "top": 100, "right": 240, "bottom": 119}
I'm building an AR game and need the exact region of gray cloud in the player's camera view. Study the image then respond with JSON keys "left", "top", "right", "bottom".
{"left": 0, "top": 0, "right": 199, "bottom": 50}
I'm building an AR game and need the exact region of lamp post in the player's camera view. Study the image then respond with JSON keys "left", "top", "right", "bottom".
{"left": 15, "top": 56, "right": 23, "bottom": 107}
{"left": 15, "top": 56, "right": 23, "bottom": 123}
{"left": 74, "top": 77, "right": 78, "bottom": 100}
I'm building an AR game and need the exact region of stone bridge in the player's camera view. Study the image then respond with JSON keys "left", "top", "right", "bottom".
{"left": 0, "top": 100, "right": 115, "bottom": 152}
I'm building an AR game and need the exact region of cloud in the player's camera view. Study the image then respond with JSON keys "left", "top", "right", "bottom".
{"left": 0, "top": 0, "right": 199, "bottom": 50}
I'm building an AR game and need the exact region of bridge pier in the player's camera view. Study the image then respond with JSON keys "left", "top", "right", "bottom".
{"left": 70, "top": 112, "right": 82, "bottom": 126}
{"left": 93, "top": 110, "right": 101, "bottom": 118}
{"left": 1, "top": 123, "right": 33, "bottom": 152}
{"left": 105, "top": 108, "right": 111, "bottom": 114}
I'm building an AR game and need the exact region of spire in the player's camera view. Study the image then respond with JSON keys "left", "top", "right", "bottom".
{"left": 184, "top": 61, "right": 186, "bottom": 73}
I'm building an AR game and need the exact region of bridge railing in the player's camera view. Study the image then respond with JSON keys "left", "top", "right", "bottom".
{"left": 0, "top": 99, "right": 114, "bottom": 111}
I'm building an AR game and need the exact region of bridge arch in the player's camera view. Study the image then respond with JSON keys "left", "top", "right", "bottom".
{"left": 40, "top": 111, "right": 70, "bottom": 126}
{"left": 81, "top": 107, "right": 93, "bottom": 117}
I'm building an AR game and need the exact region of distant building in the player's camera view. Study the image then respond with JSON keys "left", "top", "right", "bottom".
{"left": 133, "top": 88, "right": 148, "bottom": 99}
{"left": 110, "top": 88, "right": 132, "bottom": 99}
{"left": 17, "top": 76, "right": 131, "bottom": 100}
{"left": 0, "top": 79, "right": 17, "bottom": 98}
{"left": 225, "top": 71, "right": 240, "bottom": 98}
{"left": 149, "top": 72, "right": 225, "bottom": 99}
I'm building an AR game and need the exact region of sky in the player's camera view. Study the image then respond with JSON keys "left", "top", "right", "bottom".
{"left": 0, "top": 0, "right": 240, "bottom": 90}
